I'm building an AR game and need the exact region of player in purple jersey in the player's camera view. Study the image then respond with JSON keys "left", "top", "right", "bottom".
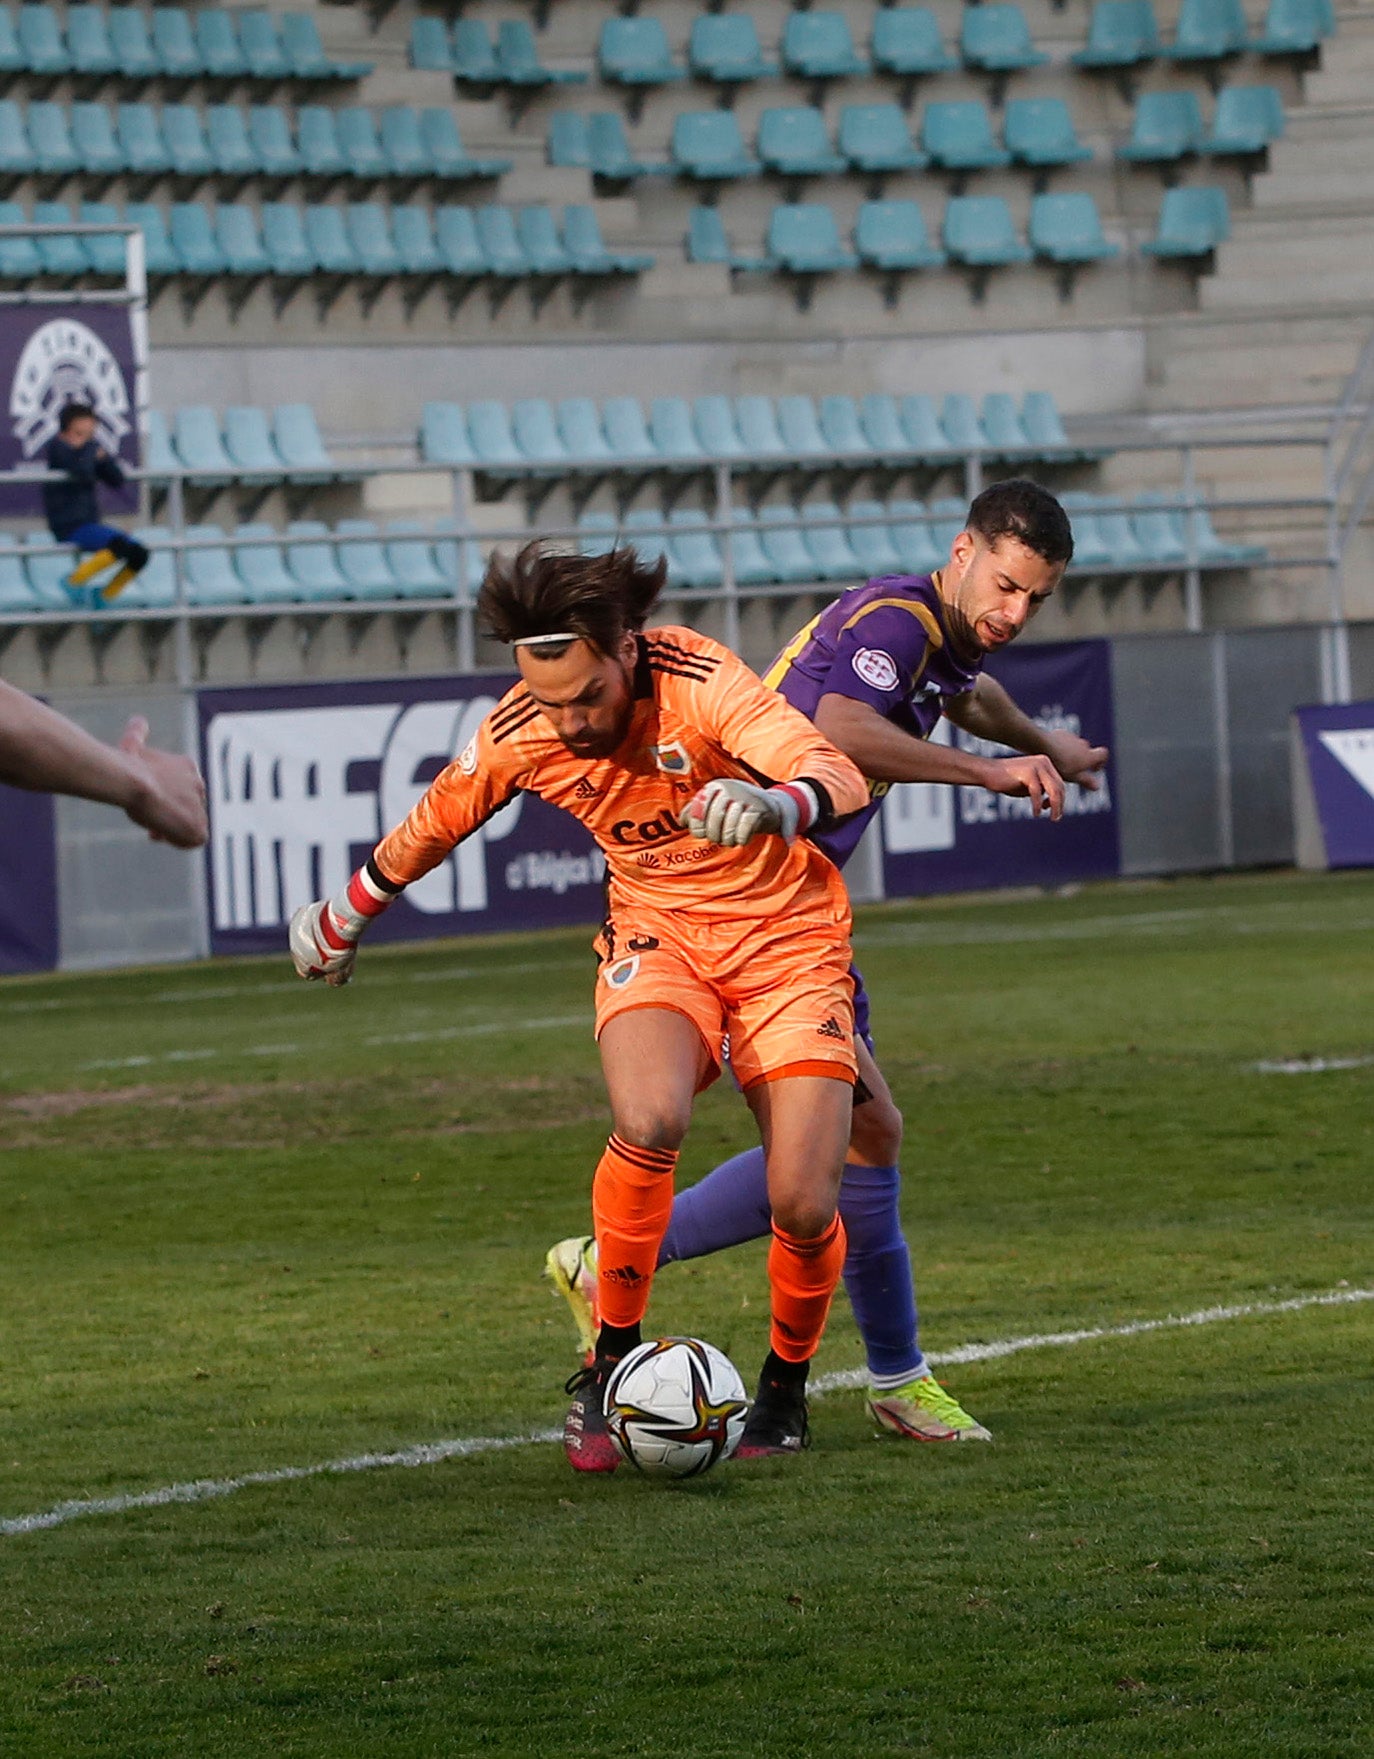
{"left": 547, "top": 479, "right": 1109, "bottom": 1442}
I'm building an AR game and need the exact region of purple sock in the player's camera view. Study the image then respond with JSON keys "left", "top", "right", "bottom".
{"left": 839, "top": 1163, "right": 925, "bottom": 1383}
{"left": 658, "top": 1146, "right": 771, "bottom": 1265}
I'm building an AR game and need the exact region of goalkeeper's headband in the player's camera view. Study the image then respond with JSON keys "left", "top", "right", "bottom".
{"left": 512, "top": 631, "right": 578, "bottom": 649}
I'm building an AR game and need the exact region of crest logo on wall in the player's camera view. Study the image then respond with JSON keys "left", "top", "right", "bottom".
{"left": 10, "top": 318, "right": 131, "bottom": 458}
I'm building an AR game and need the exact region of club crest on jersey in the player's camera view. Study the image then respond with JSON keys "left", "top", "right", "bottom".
{"left": 852, "top": 648, "right": 900, "bottom": 692}
{"left": 602, "top": 954, "right": 641, "bottom": 990}
{"left": 652, "top": 741, "right": 692, "bottom": 776}
{"left": 457, "top": 737, "right": 478, "bottom": 775}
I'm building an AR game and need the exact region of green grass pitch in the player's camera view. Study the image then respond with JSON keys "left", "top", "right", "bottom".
{"left": 1, "top": 869, "right": 1371, "bottom": 1757}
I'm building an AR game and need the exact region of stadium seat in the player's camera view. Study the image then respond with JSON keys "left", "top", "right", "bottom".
{"left": 818, "top": 394, "right": 873, "bottom": 457}
{"left": 222, "top": 406, "right": 283, "bottom": 483}
{"left": 297, "top": 106, "right": 346, "bottom": 181}
{"left": 17, "top": 5, "right": 70, "bottom": 78}
{"left": 727, "top": 509, "right": 776, "bottom": 586}
{"left": 0, "top": 545, "right": 38, "bottom": 613}
{"left": 123, "top": 529, "right": 178, "bottom": 609}
{"left": 759, "top": 505, "right": 818, "bottom": 583}
{"left": 766, "top": 203, "right": 858, "bottom": 275}
{"left": 960, "top": 5, "right": 1048, "bottom": 73}
{"left": 247, "top": 106, "right": 300, "bottom": 180}
{"left": 587, "top": 112, "right": 667, "bottom": 183}
{"left": 734, "top": 395, "right": 790, "bottom": 460}
{"left": 423, "top": 107, "right": 508, "bottom": 181}
{"left": 0, "top": 199, "right": 41, "bottom": 278}
{"left": 430, "top": 522, "right": 485, "bottom": 597}
{"left": 510, "top": 398, "right": 568, "bottom": 468}
{"left": 452, "top": 20, "right": 499, "bottom": 86}
{"left": 838, "top": 105, "right": 927, "bottom": 175}
{"left": 348, "top": 202, "right": 401, "bottom": 276}
{"left": 377, "top": 106, "right": 427, "bottom": 180}
{"left": 602, "top": 396, "right": 658, "bottom": 464}
{"left": 685, "top": 204, "right": 768, "bottom": 271}
{"left": 77, "top": 200, "right": 127, "bottom": 275}
{"left": 0, "top": 102, "right": 35, "bottom": 180}
{"left": 194, "top": 10, "right": 249, "bottom": 82}
{"left": 162, "top": 105, "right": 215, "bottom": 179}
{"left": 1003, "top": 99, "right": 1093, "bottom": 170}
{"left": 150, "top": 9, "right": 202, "bottom": 81}
{"left": 1253, "top": 0, "right": 1334, "bottom": 53}
{"left": 672, "top": 110, "right": 759, "bottom": 182}
{"left": 557, "top": 398, "right": 615, "bottom": 465}
{"left": 183, "top": 524, "right": 244, "bottom": 606}
{"left": 281, "top": 13, "right": 370, "bottom": 83}
{"left": 623, "top": 507, "right": 669, "bottom": 570}
{"left": 474, "top": 204, "right": 527, "bottom": 277}
{"left": 1029, "top": 191, "right": 1119, "bottom": 263}
{"left": 1164, "top": 0, "right": 1252, "bottom": 62}
{"left": 1203, "top": 84, "right": 1285, "bottom": 154}
{"left": 25, "top": 532, "right": 78, "bottom": 608}
{"left": 576, "top": 510, "right": 617, "bottom": 565}
{"left": 774, "top": 395, "right": 828, "bottom": 459}
{"left": 31, "top": 201, "right": 87, "bottom": 276}
{"left": 782, "top": 11, "right": 868, "bottom": 80}
{"left": 650, "top": 396, "right": 705, "bottom": 466}
{"left": 260, "top": 201, "right": 314, "bottom": 276}
{"left": 216, "top": 203, "right": 270, "bottom": 278}
{"left": 0, "top": 9, "right": 24, "bottom": 79}
{"left": 28, "top": 101, "right": 80, "bottom": 177}
{"left": 67, "top": 6, "right": 119, "bottom": 77}
{"left": 284, "top": 519, "right": 348, "bottom": 600}
{"left": 943, "top": 195, "right": 1031, "bottom": 267}
{"left": 435, "top": 206, "right": 488, "bottom": 279}
{"left": 71, "top": 103, "right": 125, "bottom": 178}
{"left": 237, "top": 10, "right": 289, "bottom": 83}
{"left": 858, "top": 393, "right": 910, "bottom": 455}
{"left": 141, "top": 408, "right": 178, "bottom": 478}
{"left": 516, "top": 204, "right": 571, "bottom": 276}
{"left": 125, "top": 201, "right": 179, "bottom": 275}
{"left": 979, "top": 393, "right": 1034, "bottom": 458}
{"left": 1057, "top": 493, "right": 1117, "bottom": 570}
{"left": 410, "top": 18, "right": 453, "bottom": 76}
{"left": 304, "top": 204, "right": 360, "bottom": 275}
{"left": 692, "top": 395, "right": 748, "bottom": 460}
{"left": 336, "top": 108, "right": 388, "bottom": 181}
{"left": 547, "top": 110, "right": 591, "bottom": 170}
{"left": 871, "top": 7, "right": 958, "bottom": 76}
{"left": 666, "top": 509, "right": 724, "bottom": 592}
{"left": 1130, "top": 492, "right": 1192, "bottom": 564}
{"left": 899, "top": 394, "right": 958, "bottom": 460}
{"left": 1142, "top": 183, "right": 1230, "bottom": 255}
{"left": 928, "top": 496, "right": 969, "bottom": 550}
{"left": 1118, "top": 91, "right": 1205, "bottom": 163}
{"left": 174, "top": 406, "right": 235, "bottom": 484}
{"left": 231, "top": 523, "right": 297, "bottom": 605}
{"left": 421, "top": 401, "right": 475, "bottom": 467}
{"left": 939, "top": 393, "right": 989, "bottom": 456}
{"left": 392, "top": 203, "right": 442, "bottom": 275}
{"left": 334, "top": 519, "right": 397, "bottom": 600}
{"left": 384, "top": 520, "right": 448, "bottom": 598}
{"left": 689, "top": 15, "right": 777, "bottom": 85}
{"left": 107, "top": 9, "right": 161, "bottom": 82}
{"left": 1074, "top": 0, "right": 1161, "bottom": 67}
{"left": 921, "top": 102, "right": 1011, "bottom": 171}
{"left": 498, "top": 20, "right": 585, "bottom": 88}
{"left": 117, "top": 104, "right": 171, "bottom": 178}
{"left": 847, "top": 500, "right": 905, "bottom": 575}
{"left": 598, "top": 18, "right": 682, "bottom": 89}
{"left": 467, "top": 399, "right": 525, "bottom": 473}
{"left": 757, "top": 108, "right": 847, "bottom": 178}
{"left": 801, "top": 502, "right": 861, "bottom": 580}
{"left": 169, "top": 202, "right": 224, "bottom": 275}
{"left": 853, "top": 199, "right": 944, "bottom": 270}
{"left": 1021, "top": 391, "right": 1079, "bottom": 459}
{"left": 206, "top": 105, "right": 258, "bottom": 179}
{"left": 564, "top": 203, "right": 652, "bottom": 274}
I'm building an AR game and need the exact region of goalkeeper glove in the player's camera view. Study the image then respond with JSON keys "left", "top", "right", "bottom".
{"left": 681, "top": 778, "right": 818, "bottom": 848}
{"left": 289, "top": 868, "right": 395, "bottom": 985}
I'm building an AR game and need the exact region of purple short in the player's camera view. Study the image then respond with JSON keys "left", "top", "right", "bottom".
{"left": 850, "top": 963, "right": 873, "bottom": 1051}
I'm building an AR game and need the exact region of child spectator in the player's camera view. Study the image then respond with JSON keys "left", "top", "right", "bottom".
{"left": 43, "top": 401, "right": 149, "bottom": 603}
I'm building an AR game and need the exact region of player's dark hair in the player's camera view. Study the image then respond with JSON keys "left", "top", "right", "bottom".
{"left": 966, "top": 478, "right": 1074, "bottom": 566}
{"left": 479, "top": 539, "right": 666, "bottom": 656}
{"left": 58, "top": 401, "right": 96, "bottom": 433}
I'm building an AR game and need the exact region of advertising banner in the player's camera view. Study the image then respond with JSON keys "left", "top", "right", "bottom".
{"left": 1292, "top": 700, "right": 1374, "bottom": 868}
{"left": 0, "top": 780, "right": 58, "bottom": 973}
{"left": 0, "top": 304, "right": 138, "bottom": 516}
{"left": 199, "top": 674, "right": 607, "bottom": 957}
{"left": 880, "top": 638, "right": 1120, "bottom": 897}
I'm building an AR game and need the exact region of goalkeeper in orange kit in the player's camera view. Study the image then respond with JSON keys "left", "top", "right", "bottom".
{"left": 289, "top": 541, "right": 870, "bottom": 1471}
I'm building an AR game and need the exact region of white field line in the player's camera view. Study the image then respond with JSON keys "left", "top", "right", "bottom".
{"left": 3, "top": 1285, "right": 1370, "bottom": 1541}
{"left": 1253, "top": 1055, "right": 1374, "bottom": 1075}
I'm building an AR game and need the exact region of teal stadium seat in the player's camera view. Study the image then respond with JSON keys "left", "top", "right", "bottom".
{"left": 384, "top": 521, "right": 448, "bottom": 598}
{"left": 0, "top": 545, "right": 38, "bottom": 612}
{"left": 871, "top": 7, "right": 958, "bottom": 76}
{"left": 622, "top": 507, "right": 669, "bottom": 570}
{"left": 31, "top": 201, "right": 88, "bottom": 276}
{"left": 727, "top": 509, "right": 775, "bottom": 586}
{"left": 766, "top": 202, "right": 859, "bottom": 273}
{"left": 25, "top": 533, "right": 77, "bottom": 608}
{"left": 162, "top": 105, "right": 215, "bottom": 178}
{"left": 777, "top": 395, "right": 830, "bottom": 458}
{"left": 757, "top": 108, "right": 847, "bottom": 177}
{"left": 284, "top": 520, "right": 348, "bottom": 600}
{"left": 602, "top": 397, "right": 657, "bottom": 463}
{"left": 598, "top": 18, "right": 682, "bottom": 88}
{"left": 281, "top": 13, "right": 370, "bottom": 82}
{"left": 125, "top": 201, "right": 178, "bottom": 274}
{"left": 979, "top": 393, "right": 1034, "bottom": 457}
{"left": 78, "top": 200, "right": 127, "bottom": 275}
{"left": 392, "top": 203, "right": 442, "bottom": 275}
{"left": 939, "top": 393, "right": 989, "bottom": 454}
{"left": 854, "top": 198, "right": 944, "bottom": 270}
{"left": 1004, "top": 98, "right": 1093, "bottom": 169}
{"left": 117, "top": 104, "right": 171, "bottom": 178}
{"left": 248, "top": 106, "right": 301, "bottom": 179}
{"left": 782, "top": 11, "right": 868, "bottom": 80}
{"left": 0, "top": 9, "right": 22, "bottom": 78}
{"left": 74, "top": 103, "right": 129, "bottom": 178}
{"left": 734, "top": 395, "right": 790, "bottom": 460}
{"left": 1130, "top": 493, "right": 1191, "bottom": 564}
{"left": 558, "top": 398, "right": 616, "bottom": 464}
{"left": 120, "top": 529, "right": 176, "bottom": 609}
{"left": 67, "top": 5, "right": 118, "bottom": 76}
{"left": 170, "top": 202, "right": 225, "bottom": 275}
{"left": 566, "top": 203, "right": 651, "bottom": 273}
{"left": 0, "top": 205, "right": 34, "bottom": 280}
{"left": 900, "top": 393, "right": 957, "bottom": 460}
{"left": 421, "top": 401, "right": 475, "bottom": 466}
{"left": 759, "top": 506, "right": 816, "bottom": 584}
{"left": 452, "top": 21, "right": 500, "bottom": 86}
{"left": 335, "top": 107, "right": 388, "bottom": 180}
{"left": 334, "top": 519, "right": 397, "bottom": 600}
{"left": 1118, "top": 90, "right": 1205, "bottom": 162}
{"left": 1203, "top": 84, "right": 1285, "bottom": 153}
{"left": 174, "top": 406, "right": 234, "bottom": 482}
{"left": 1091, "top": 501, "right": 1148, "bottom": 566}
{"left": 17, "top": 5, "right": 70, "bottom": 77}
{"left": 467, "top": 399, "right": 524, "bottom": 472}
{"left": 435, "top": 206, "right": 487, "bottom": 278}
{"left": 921, "top": 101, "right": 1011, "bottom": 170}
{"left": 838, "top": 105, "right": 927, "bottom": 174}
{"left": 151, "top": 9, "right": 203, "bottom": 80}
{"left": 303, "top": 204, "right": 359, "bottom": 274}
{"left": 194, "top": 10, "right": 249, "bottom": 81}
{"left": 928, "top": 497, "right": 969, "bottom": 551}
{"left": 216, "top": 203, "right": 270, "bottom": 276}
{"left": 430, "top": 521, "right": 485, "bottom": 598}
{"left": 588, "top": 111, "right": 668, "bottom": 182}
{"left": 960, "top": 4, "right": 1048, "bottom": 72}
{"left": 183, "top": 524, "right": 244, "bottom": 606}
{"left": 231, "top": 523, "right": 297, "bottom": 605}
{"left": 1254, "top": 0, "right": 1334, "bottom": 52}
{"left": 1058, "top": 494, "right": 1117, "bottom": 570}
{"left": 223, "top": 406, "right": 284, "bottom": 482}
{"left": 28, "top": 101, "right": 80, "bottom": 176}
{"left": 297, "top": 106, "right": 346, "bottom": 180}
{"left": 511, "top": 398, "right": 569, "bottom": 468}
{"left": 0, "top": 102, "right": 34, "bottom": 179}
{"left": 423, "top": 107, "right": 508, "bottom": 179}
{"left": 685, "top": 204, "right": 768, "bottom": 271}
{"left": 347, "top": 202, "right": 401, "bottom": 276}
{"left": 847, "top": 501, "right": 905, "bottom": 576}
{"left": 237, "top": 10, "right": 290, "bottom": 83}
{"left": 689, "top": 15, "right": 777, "bottom": 85}
{"left": 1165, "top": 0, "right": 1252, "bottom": 62}
{"left": 1021, "top": 391, "right": 1079, "bottom": 459}
{"left": 1142, "top": 183, "right": 1230, "bottom": 255}
{"left": 650, "top": 396, "right": 704, "bottom": 466}
{"left": 206, "top": 105, "right": 258, "bottom": 178}
{"left": 1074, "top": 0, "right": 1160, "bottom": 67}
{"left": 142, "top": 409, "right": 178, "bottom": 478}
{"left": 818, "top": 395, "right": 873, "bottom": 457}
{"left": 260, "top": 202, "right": 314, "bottom": 276}
{"left": 499, "top": 20, "right": 585, "bottom": 87}
{"left": 379, "top": 107, "right": 428, "bottom": 180}
{"left": 692, "top": 396, "right": 748, "bottom": 459}
{"left": 672, "top": 110, "right": 759, "bottom": 181}
{"left": 474, "top": 205, "right": 527, "bottom": 276}
{"left": 516, "top": 204, "right": 571, "bottom": 275}
{"left": 943, "top": 195, "right": 1031, "bottom": 266}
{"left": 666, "top": 510, "right": 724, "bottom": 592}
{"left": 1028, "top": 191, "right": 1119, "bottom": 262}
{"left": 859, "top": 393, "right": 913, "bottom": 455}
{"left": 108, "top": 9, "right": 161, "bottom": 81}
{"left": 548, "top": 110, "right": 590, "bottom": 170}
{"left": 410, "top": 18, "right": 452, "bottom": 75}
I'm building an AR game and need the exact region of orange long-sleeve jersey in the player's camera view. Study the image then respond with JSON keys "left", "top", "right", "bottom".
{"left": 370, "top": 627, "right": 869, "bottom": 926}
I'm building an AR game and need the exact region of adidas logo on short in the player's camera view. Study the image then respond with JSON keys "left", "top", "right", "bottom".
{"left": 816, "top": 1016, "right": 847, "bottom": 1041}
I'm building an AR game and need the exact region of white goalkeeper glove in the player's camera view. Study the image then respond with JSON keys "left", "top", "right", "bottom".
{"left": 289, "top": 867, "right": 396, "bottom": 985}
{"left": 681, "top": 778, "right": 818, "bottom": 847}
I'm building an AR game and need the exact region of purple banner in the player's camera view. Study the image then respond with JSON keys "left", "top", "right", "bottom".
{"left": 199, "top": 674, "right": 607, "bottom": 957}
{"left": 880, "top": 638, "right": 1120, "bottom": 897}
{"left": 1294, "top": 701, "right": 1374, "bottom": 868}
{"left": 0, "top": 779, "right": 58, "bottom": 973}
{"left": 0, "top": 303, "right": 138, "bottom": 516}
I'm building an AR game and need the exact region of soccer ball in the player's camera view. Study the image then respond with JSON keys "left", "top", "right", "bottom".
{"left": 604, "top": 1338, "right": 750, "bottom": 1479}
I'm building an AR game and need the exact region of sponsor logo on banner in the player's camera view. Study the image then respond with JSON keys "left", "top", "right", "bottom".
{"left": 10, "top": 318, "right": 131, "bottom": 458}
{"left": 853, "top": 648, "right": 900, "bottom": 692}
{"left": 1296, "top": 703, "right": 1374, "bottom": 868}
{"left": 1316, "top": 726, "right": 1374, "bottom": 799}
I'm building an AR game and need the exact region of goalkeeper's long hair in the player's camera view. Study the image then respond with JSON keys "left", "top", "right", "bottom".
{"left": 479, "top": 540, "right": 666, "bottom": 657}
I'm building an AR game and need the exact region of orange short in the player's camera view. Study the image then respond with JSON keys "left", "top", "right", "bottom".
{"left": 592, "top": 905, "right": 857, "bottom": 1092}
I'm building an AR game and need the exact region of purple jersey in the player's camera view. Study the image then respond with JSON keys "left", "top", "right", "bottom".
{"left": 764, "top": 574, "right": 984, "bottom": 866}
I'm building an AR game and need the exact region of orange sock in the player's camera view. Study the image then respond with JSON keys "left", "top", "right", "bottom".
{"left": 591, "top": 1134, "right": 679, "bottom": 1330}
{"left": 768, "top": 1214, "right": 847, "bottom": 1364}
